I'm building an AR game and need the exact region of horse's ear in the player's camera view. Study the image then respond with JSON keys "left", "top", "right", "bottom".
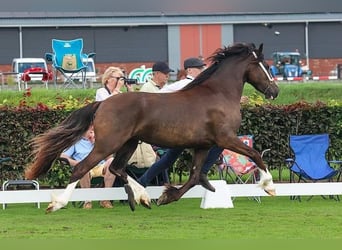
{"left": 259, "top": 43, "right": 264, "bottom": 53}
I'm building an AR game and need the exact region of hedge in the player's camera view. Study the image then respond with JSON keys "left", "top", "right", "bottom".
{"left": 0, "top": 102, "right": 341, "bottom": 186}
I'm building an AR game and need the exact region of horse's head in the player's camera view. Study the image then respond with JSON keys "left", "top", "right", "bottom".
{"left": 245, "top": 44, "right": 279, "bottom": 100}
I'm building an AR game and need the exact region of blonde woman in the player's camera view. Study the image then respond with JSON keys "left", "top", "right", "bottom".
{"left": 96, "top": 66, "right": 133, "bottom": 101}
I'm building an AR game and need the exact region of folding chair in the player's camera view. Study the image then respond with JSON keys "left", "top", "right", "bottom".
{"left": 45, "top": 38, "right": 95, "bottom": 89}
{"left": 1, "top": 157, "right": 40, "bottom": 209}
{"left": 218, "top": 135, "right": 270, "bottom": 203}
{"left": 285, "top": 133, "right": 342, "bottom": 201}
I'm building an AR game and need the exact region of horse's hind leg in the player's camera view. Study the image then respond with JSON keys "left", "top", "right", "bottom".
{"left": 157, "top": 149, "right": 209, "bottom": 206}
{"left": 108, "top": 139, "right": 151, "bottom": 211}
{"left": 46, "top": 150, "right": 107, "bottom": 213}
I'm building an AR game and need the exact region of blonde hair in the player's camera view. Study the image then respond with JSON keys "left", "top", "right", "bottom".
{"left": 102, "top": 66, "right": 124, "bottom": 85}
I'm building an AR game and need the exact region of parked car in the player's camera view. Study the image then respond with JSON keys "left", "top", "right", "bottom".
{"left": 12, "top": 58, "right": 49, "bottom": 84}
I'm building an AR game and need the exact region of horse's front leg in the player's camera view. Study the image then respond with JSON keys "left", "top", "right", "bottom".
{"left": 157, "top": 149, "right": 209, "bottom": 206}
{"left": 250, "top": 154, "right": 276, "bottom": 196}
{"left": 223, "top": 137, "right": 276, "bottom": 196}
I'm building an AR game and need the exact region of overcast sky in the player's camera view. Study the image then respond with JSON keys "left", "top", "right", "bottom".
{"left": 1, "top": 0, "right": 342, "bottom": 13}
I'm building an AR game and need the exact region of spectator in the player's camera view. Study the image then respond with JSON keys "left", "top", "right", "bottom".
{"left": 176, "top": 69, "right": 187, "bottom": 80}
{"left": 72, "top": 65, "right": 133, "bottom": 209}
{"left": 160, "top": 57, "right": 206, "bottom": 93}
{"left": 96, "top": 66, "right": 133, "bottom": 100}
{"left": 60, "top": 125, "right": 115, "bottom": 209}
{"left": 139, "top": 61, "right": 174, "bottom": 93}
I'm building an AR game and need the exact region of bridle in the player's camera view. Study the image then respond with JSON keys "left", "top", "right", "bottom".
{"left": 251, "top": 50, "right": 277, "bottom": 97}
{"left": 252, "top": 51, "right": 275, "bottom": 82}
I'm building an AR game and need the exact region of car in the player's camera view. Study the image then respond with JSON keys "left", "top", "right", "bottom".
{"left": 12, "top": 58, "right": 48, "bottom": 84}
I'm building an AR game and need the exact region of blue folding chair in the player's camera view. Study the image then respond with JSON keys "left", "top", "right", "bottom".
{"left": 285, "top": 133, "right": 342, "bottom": 201}
{"left": 45, "top": 38, "right": 95, "bottom": 88}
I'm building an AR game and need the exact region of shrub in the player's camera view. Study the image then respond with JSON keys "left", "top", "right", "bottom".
{"left": 0, "top": 88, "right": 341, "bottom": 186}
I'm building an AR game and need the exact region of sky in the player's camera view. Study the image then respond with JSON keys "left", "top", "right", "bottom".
{"left": 1, "top": 0, "right": 342, "bottom": 13}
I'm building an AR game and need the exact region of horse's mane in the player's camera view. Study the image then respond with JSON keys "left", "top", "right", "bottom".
{"left": 181, "top": 42, "right": 257, "bottom": 90}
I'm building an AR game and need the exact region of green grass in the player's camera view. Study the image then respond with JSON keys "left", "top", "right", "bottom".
{"left": 1, "top": 81, "right": 342, "bottom": 107}
{"left": 243, "top": 81, "right": 342, "bottom": 104}
{"left": 1, "top": 81, "right": 341, "bottom": 241}
{"left": 0, "top": 196, "right": 341, "bottom": 239}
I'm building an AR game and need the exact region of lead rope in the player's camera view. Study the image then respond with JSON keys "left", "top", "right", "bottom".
{"left": 252, "top": 51, "right": 275, "bottom": 82}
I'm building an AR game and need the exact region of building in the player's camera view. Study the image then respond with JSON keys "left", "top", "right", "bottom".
{"left": 1, "top": 0, "right": 342, "bottom": 78}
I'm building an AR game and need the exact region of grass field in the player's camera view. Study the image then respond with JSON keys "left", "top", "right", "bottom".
{"left": 1, "top": 81, "right": 342, "bottom": 107}
{"left": 1, "top": 81, "right": 341, "bottom": 242}
{"left": 0, "top": 196, "right": 341, "bottom": 239}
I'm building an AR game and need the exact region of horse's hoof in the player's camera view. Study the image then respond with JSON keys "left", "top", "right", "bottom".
{"left": 124, "top": 184, "right": 136, "bottom": 211}
{"left": 156, "top": 185, "right": 179, "bottom": 206}
{"left": 264, "top": 189, "right": 276, "bottom": 196}
{"left": 156, "top": 194, "right": 169, "bottom": 206}
{"left": 140, "top": 199, "right": 152, "bottom": 209}
{"left": 199, "top": 173, "right": 216, "bottom": 192}
{"left": 45, "top": 204, "right": 54, "bottom": 214}
{"left": 45, "top": 201, "right": 58, "bottom": 213}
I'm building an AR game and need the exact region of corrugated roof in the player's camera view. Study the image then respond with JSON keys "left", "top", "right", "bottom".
{"left": 1, "top": 12, "right": 342, "bottom": 27}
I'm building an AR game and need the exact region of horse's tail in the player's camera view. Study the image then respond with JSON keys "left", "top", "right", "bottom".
{"left": 25, "top": 101, "right": 102, "bottom": 180}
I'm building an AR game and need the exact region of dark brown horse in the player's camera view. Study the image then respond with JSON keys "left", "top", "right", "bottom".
{"left": 25, "top": 43, "right": 279, "bottom": 212}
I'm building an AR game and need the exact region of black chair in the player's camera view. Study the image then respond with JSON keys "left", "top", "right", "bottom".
{"left": 1, "top": 157, "right": 40, "bottom": 209}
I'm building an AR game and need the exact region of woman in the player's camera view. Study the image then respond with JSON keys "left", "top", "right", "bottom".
{"left": 93, "top": 66, "right": 134, "bottom": 207}
{"left": 96, "top": 66, "right": 133, "bottom": 101}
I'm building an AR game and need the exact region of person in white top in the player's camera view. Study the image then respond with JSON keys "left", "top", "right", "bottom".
{"left": 96, "top": 66, "right": 133, "bottom": 101}
{"left": 140, "top": 61, "right": 174, "bottom": 93}
{"left": 160, "top": 57, "right": 206, "bottom": 93}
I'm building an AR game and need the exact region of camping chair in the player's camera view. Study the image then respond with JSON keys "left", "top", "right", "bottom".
{"left": 218, "top": 135, "right": 270, "bottom": 203}
{"left": 285, "top": 133, "right": 342, "bottom": 201}
{"left": 45, "top": 38, "right": 95, "bottom": 89}
{"left": 1, "top": 157, "right": 40, "bottom": 209}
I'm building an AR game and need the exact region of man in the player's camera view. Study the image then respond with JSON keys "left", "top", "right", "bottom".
{"left": 138, "top": 57, "right": 222, "bottom": 192}
{"left": 140, "top": 61, "right": 174, "bottom": 93}
{"left": 161, "top": 57, "right": 206, "bottom": 93}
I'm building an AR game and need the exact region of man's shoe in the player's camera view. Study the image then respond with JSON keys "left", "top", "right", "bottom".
{"left": 100, "top": 200, "right": 113, "bottom": 208}
{"left": 83, "top": 201, "right": 92, "bottom": 209}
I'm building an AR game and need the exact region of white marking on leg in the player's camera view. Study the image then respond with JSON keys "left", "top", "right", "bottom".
{"left": 258, "top": 169, "right": 276, "bottom": 195}
{"left": 127, "top": 176, "right": 150, "bottom": 204}
{"left": 48, "top": 181, "right": 79, "bottom": 212}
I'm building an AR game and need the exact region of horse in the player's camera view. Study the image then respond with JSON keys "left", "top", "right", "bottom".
{"left": 25, "top": 42, "right": 279, "bottom": 213}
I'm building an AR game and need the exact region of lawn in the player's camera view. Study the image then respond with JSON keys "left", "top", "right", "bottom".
{"left": 1, "top": 81, "right": 342, "bottom": 107}
{"left": 1, "top": 81, "right": 342, "bottom": 242}
{"left": 0, "top": 196, "right": 341, "bottom": 239}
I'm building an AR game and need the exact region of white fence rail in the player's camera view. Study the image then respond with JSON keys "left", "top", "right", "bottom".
{"left": 1, "top": 181, "right": 342, "bottom": 210}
